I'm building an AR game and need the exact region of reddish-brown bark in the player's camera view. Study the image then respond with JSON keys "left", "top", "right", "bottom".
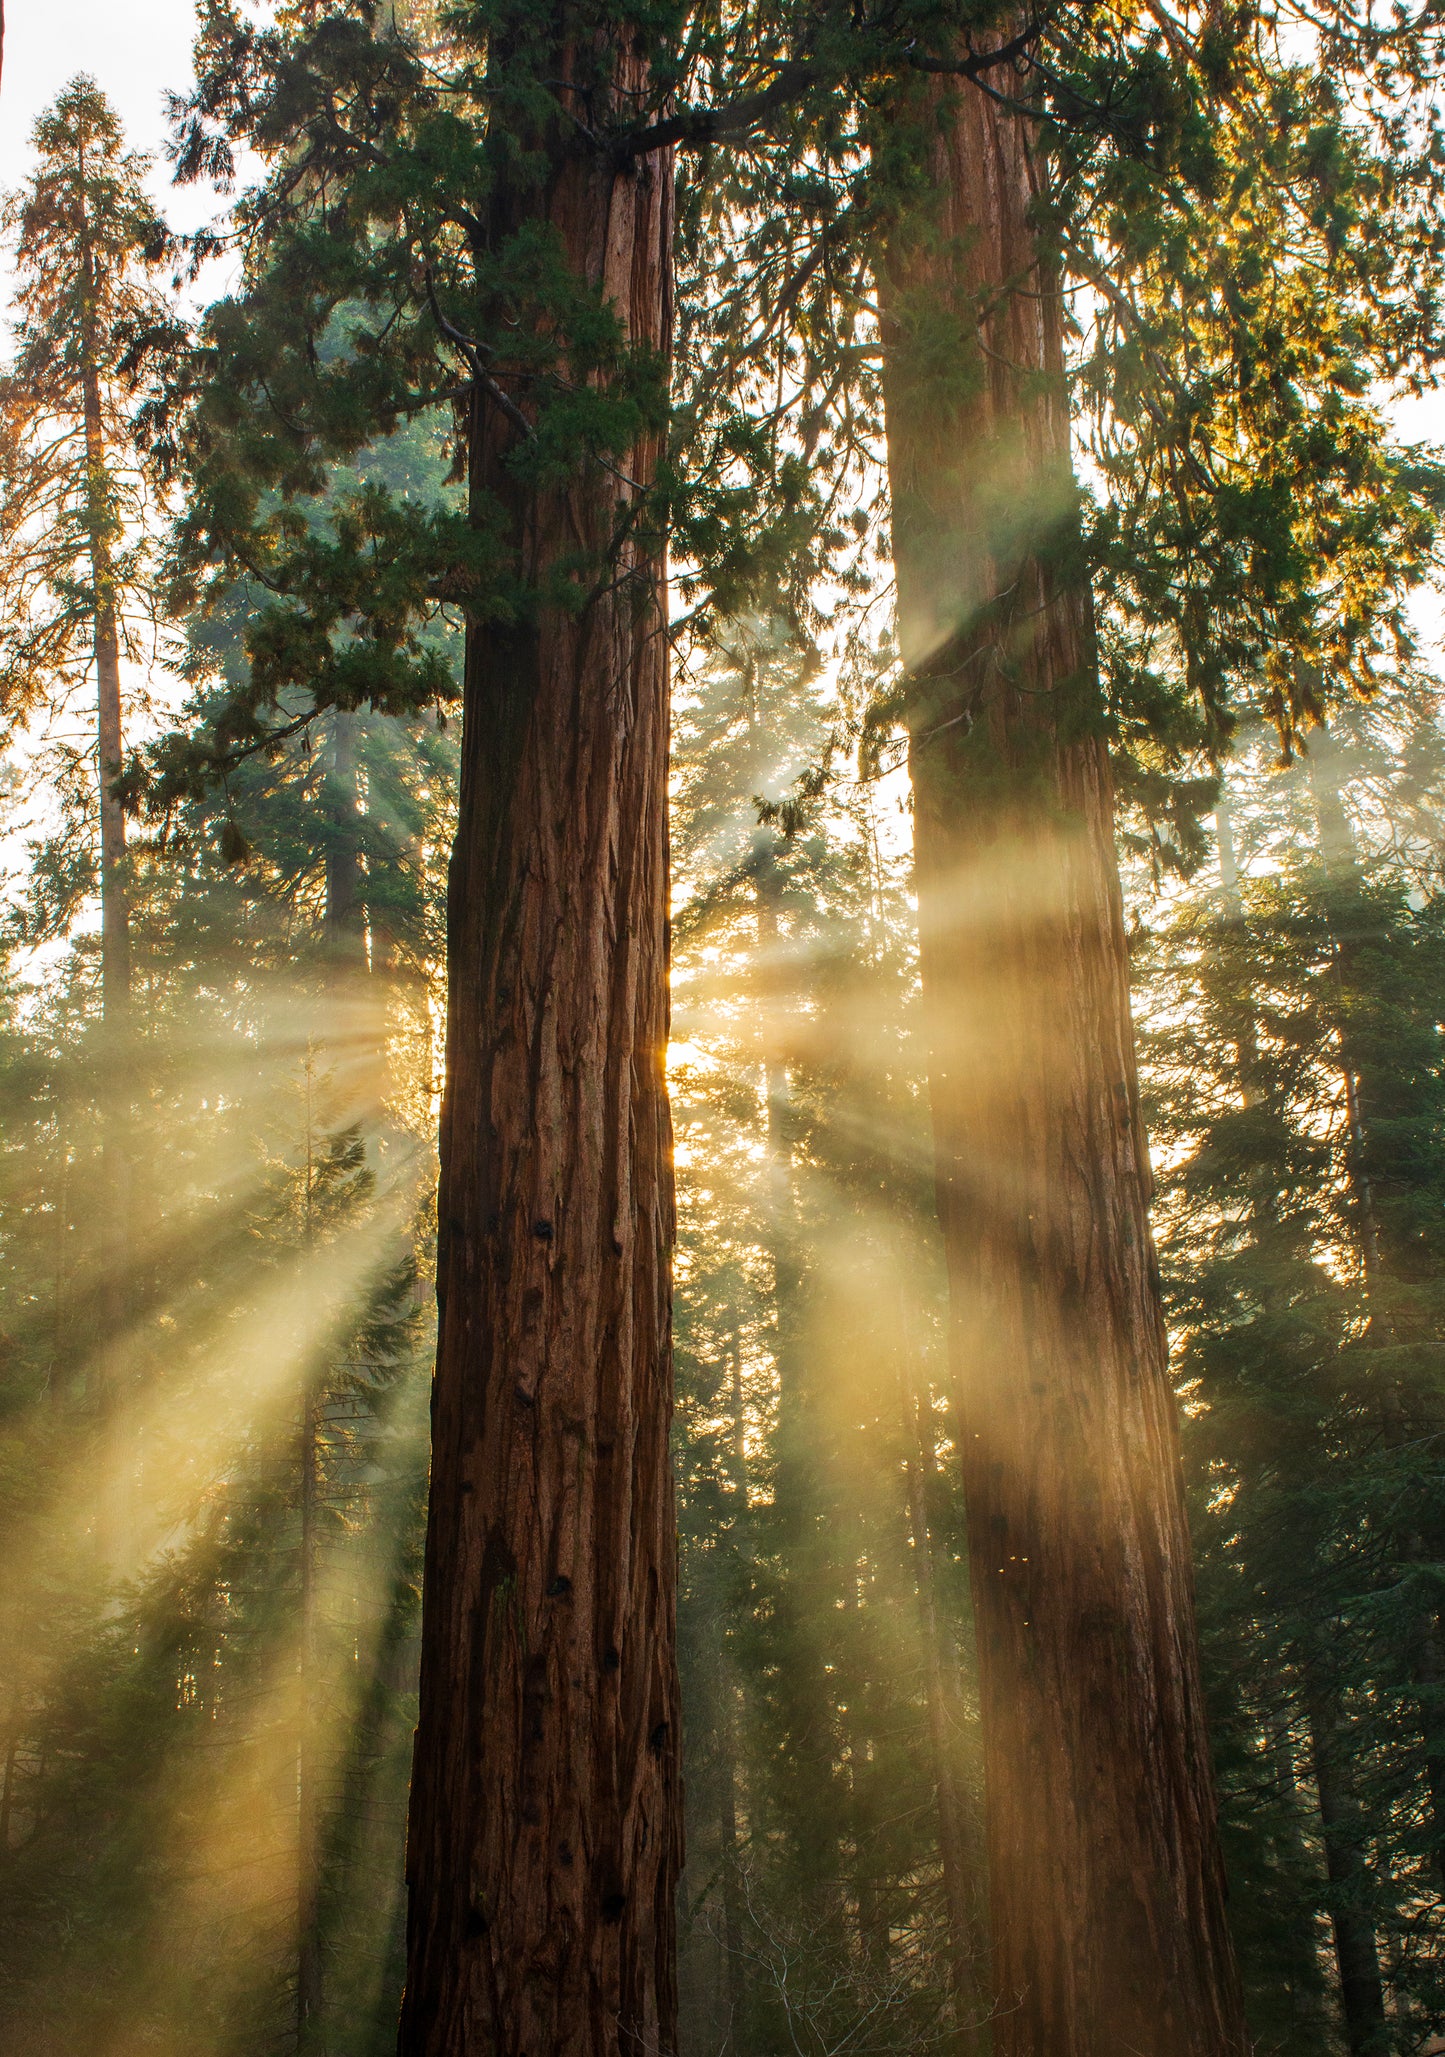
{"left": 877, "top": 59, "right": 1248, "bottom": 2057}
{"left": 397, "top": 40, "right": 680, "bottom": 2057}
{"left": 77, "top": 128, "right": 130, "bottom": 1030}
{"left": 77, "top": 128, "right": 134, "bottom": 1557}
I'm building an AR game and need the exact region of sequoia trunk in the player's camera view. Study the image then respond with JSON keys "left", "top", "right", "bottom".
{"left": 876, "top": 57, "right": 1247, "bottom": 2056}
{"left": 397, "top": 41, "right": 680, "bottom": 2057}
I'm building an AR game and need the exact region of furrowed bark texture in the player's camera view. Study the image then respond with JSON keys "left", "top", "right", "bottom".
{"left": 397, "top": 50, "right": 680, "bottom": 2057}
{"left": 877, "top": 64, "right": 1248, "bottom": 2057}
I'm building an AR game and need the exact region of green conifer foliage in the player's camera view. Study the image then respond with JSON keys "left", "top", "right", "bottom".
{"left": 0, "top": 78, "right": 170, "bottom": 972}
{"left": 18, "top": 4, "right": 1445, "bottom": 2050}
{"left": 0, "top": 77, "right": 166, "bottom": 723}
{"left": 1140, "top": 707, "right": 1445, "bottom": 2054}
{"left": 0, "top": 417, "right": 459, "bottom": 2054}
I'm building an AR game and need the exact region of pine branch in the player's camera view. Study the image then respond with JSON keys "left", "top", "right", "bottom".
{"left": 609, "top": 25, "right": 1044, "bottom": 160}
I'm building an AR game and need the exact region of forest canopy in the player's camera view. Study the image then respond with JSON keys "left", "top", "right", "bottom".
{"left": 2, "top": 3, "right": 1445, "bottom": 2055}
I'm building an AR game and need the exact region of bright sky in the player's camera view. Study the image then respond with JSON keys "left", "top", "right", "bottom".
{"left": 0, "top": 2, "right": 217, "bottom": 942}
{"left": 1, "top": 1, "right": 211, "bottom": 222}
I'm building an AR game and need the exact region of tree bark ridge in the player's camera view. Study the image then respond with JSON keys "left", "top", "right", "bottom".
{"left": 398, "top": 37, "right": 680, "bottom": 2055}
{"left": 876, "top": 52, "right": 1247, "bottom": 2057}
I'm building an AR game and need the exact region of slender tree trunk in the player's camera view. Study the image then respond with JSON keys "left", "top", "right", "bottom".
{"left": 298, "top": 1364, "right": 325, "bottom": 2046}
{"left": 0, "top": 1694, "right": 20, "bottom": 1854}
{"left": 1307, "top": 727, "right": 1387, "bottom": 1292}
{"left": 397, "top": 40, "right": 680, "bottom": 2056}
{"left": 297, "top": 710, "right": 381, "bottom": 2048}
{"left": 89, "top": 516, "right": 130, "bottom": 1024}
{"left": 1215, "top": 796, "right": 1243, "bottom": 916}
{"left": 1307, "top": 732, "right": 1387, "bottom": 1285}
{"left": 78, "top": 188, "right": 131, "bottom": 1027}
{"left": 1215, "top": 792, "right": 1261, "bottom": 1102}
{"left": 78, "top": 137, "right": 135, "bottom": 1570}
{"left": 1303, "top": 1672, "right": 1389, "bottom": 2056}
{"left": 718, "top": 1312, "right": 749, "bottom": 2050}
{"left": 296, "top": 1040, "right": 326, "bottom": 2048}
{"left": 51, "top": 1119, "right": 70, "bottom": 1400}
{"left": 754, "top": 852, "right": 845, "bottom": 1920}
{"left": 322, "top": 710, "right": 385, "bottom": 1135}
{"left": 717, "top": 1677, "right": 748, "bottom": 2049}
{"left": 324, "top": 711, "right": 362, "bottom": 946}
{"left": 896, "top": 1325, "right": 985, "bottom": 2053}
{"left": 728, "top": 1317, "right": 747, "bottom": 1497}
{"left": 834, "top": 1511, "right": 890, "bottom": 1990}
{"left": 875, "top": 54, "right": 1246, "bottom": 2056}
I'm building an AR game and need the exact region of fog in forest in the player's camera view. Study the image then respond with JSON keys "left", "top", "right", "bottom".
{"left": 3, "top": 6, "right": 1445, "bottom": 2057}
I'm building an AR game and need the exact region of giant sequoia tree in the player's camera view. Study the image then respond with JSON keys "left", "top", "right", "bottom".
{"left": 144, "top": 0, "right": 1445, "bottom": 2050}
{"left": 151, "top": 9, "right": 1024, "bottom": 2049}
{"left": 914, "top": 19, "right": 1443, "bottom": 2034}
{"left": 876, "top": 63, "right": 1247, "bottom": 2050}
{"left": 156, "top": 3, "right": 689, "bottom": 2046}
{"left": 669, "top": 6, "right": 1445, "bottom": 2045}
{"left": 397, "top": 58, "right": 679, "bottom": 2057}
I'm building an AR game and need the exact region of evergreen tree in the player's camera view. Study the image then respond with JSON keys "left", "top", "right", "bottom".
{"left": 0, "top": 403, "right": 457, "bottom": 2052}
{"left": 0, "top": 77, "right": 170, "bottom": 1018}
{"left": 122, "top": 3, "right": 1445, "bottom": 2048}
{"left": 1141, "top": 707, "right": 1445, "bottom": 2053}
{"left": 665, "top": 11, "right": 1445, "bottom": 2044}
{"left": 150, "top": 10, "right": 688, "bottom": 2035}
{"left": 0, "top": 80, "right": 173, "bottom": 1478}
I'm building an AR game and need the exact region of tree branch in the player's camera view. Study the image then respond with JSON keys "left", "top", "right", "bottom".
{"left": 609, "top": 22, "right": 1047, "bottom": 159}
{"left": 422, "top": 274, "right": 534, "bottom": 441}
{"left": 611, "top": 60, "right": 822, "bottom": 158}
